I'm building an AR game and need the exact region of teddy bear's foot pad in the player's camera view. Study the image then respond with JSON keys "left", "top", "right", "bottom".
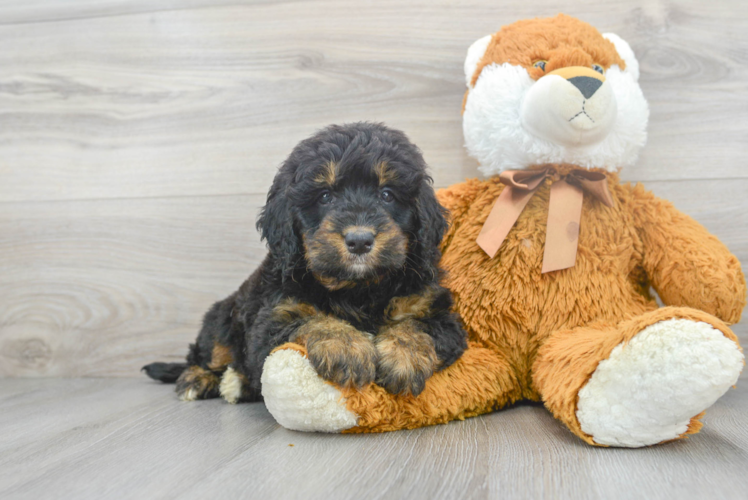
{"left": 576, "top": 319, "right": 743, "bottom": 447}
{"left": 261, "top": 348, "right": 359, "bottom": 432}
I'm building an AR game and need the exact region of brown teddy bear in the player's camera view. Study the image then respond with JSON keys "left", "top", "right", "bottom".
{"left": 260, "top": 14, "right": 745, "bottom": 447}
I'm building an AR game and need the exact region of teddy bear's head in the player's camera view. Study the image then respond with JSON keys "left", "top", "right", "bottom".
{"left": 463, "top": 14, "right": 648, "bottom": 175}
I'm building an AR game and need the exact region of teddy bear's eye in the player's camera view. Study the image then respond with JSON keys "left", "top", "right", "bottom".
{"left": 533, "top": 60, "right": 547, "bottom": 71}
{"left": 592, "top": 64, "right": 604, "bottom": 74}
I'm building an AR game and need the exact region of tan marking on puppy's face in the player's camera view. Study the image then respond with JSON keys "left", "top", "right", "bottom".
{"left": 385, "top": 287, "right": 437, "bottom": 323}
{"left": 296, "top": 315, "right": 377, "bottom": 389}
{"left": 207, "top": 344, "right": 233, "bottom": 371}
{"left": 303, "top": 218, "right": 350, "bottom": 271}
{"left": 368, "top": 219, "right": 408, "bottom": 268}
{"left": 314, "top": 161, "right": 337, "bottom": 187}
{"left": 342, "top": 225, "right": 374, "bottom": 237}
{"left": 375, "top": 319, "right": 437, "bottom": 397}
{"left": 375, "top": 161, "right": 397, "bottom": 187}
{"left": 175, "top": 366, "right": 220, "bottom": 401}
{"left": 304, "top": 215, "right": 408, "bottom": 288}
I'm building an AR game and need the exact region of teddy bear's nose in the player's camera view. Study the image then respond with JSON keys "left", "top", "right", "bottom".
{"left": 568, "top": 76, "right": 603, "bottom": 99}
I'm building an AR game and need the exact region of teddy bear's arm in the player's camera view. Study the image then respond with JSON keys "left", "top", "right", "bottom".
{"left": 628, "top": 183, "right": 746, "bottom": 324}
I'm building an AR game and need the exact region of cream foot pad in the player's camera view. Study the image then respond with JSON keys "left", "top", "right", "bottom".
{"left": 261, "top": 348, "right": 359, "bottom": 432}
{"left": 577, "top": 319, "right": 743, "bottom": 447}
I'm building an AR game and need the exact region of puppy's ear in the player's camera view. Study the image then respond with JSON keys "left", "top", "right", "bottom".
{"left": 415, "top": 179, "right": 448, "bottom": 277}
{"left": 256, "top": 169, "right": 301, "bottom": 276}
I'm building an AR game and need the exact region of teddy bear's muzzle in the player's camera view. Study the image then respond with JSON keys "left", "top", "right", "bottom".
{"left": 520, "top": 65, "right": 618, "bottom": 147}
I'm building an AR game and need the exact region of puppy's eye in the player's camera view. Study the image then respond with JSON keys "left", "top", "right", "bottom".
{"left": 533, "top": 60, "right": 547, "bottom": 71}
{"left": 380, "top": 189, "right": 395, "bottom": 203}
{"left": 592, "top": 64, "right": 604, "bottom": 75}
{"left": 318, "top": 191, "right": 333, "bottom": 205}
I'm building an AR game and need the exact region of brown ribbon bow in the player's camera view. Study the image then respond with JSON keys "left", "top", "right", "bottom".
{"left": 476, "top": 165, "right": 614, "bottom": 273}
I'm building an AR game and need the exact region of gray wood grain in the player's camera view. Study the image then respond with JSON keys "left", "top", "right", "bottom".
{"left": 0, "top": 377, "right": 747, "bottom": 500}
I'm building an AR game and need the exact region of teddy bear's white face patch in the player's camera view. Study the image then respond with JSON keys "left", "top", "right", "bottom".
{"left": 520, "top": 70, "right": 618, "bottom": 147}
{"left": 463, "top": 45, "right": 649, "bottom": 175}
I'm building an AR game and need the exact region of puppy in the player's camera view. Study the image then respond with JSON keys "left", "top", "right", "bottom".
{"left": 143, "top": 122, "right": 467, "bottom": 403}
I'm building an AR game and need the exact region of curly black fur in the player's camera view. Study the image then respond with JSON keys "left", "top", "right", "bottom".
{"left": 143, "top": 122, "right": 467, "bottom": 401}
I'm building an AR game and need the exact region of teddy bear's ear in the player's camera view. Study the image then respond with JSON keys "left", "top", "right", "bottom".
{"left": 464, "top": 34, "right": 493, "bottom": 87}
{"left": 602, "top": 33, "right": 640, "bottom": 81}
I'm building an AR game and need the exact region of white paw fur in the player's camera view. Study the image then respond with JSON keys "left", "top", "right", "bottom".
{"left": 261, "top": 349, "right": 359, "bottom": 432}
{"left": 577, "top": 319, "right": 744, "bottom": 447}
{"left": 179, "top": 387, "right": 198, "bottom": 402}
{"left": 220, "top": 367, "right": 244, "bottom": 404}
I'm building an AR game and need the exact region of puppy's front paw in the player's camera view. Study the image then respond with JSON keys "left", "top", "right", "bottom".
{"left": 304, "top": 321, "right": 377, "bottom": 390}
{"left": 375, "top": 321, "right": 437, "bottom": 397}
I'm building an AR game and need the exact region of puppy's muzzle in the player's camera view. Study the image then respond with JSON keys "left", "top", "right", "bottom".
{"left": 345, "top": 230, "right": 375, "bottom": 255}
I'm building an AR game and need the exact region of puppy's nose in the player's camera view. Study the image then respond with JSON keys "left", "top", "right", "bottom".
{"left": 345, "top": 231, "right": 375, "bottom": 255}
{"left": 568, "top": 76, "right": 603, "bottom": 99}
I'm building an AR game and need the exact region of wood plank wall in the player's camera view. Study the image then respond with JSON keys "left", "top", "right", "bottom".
{"left": 1, "top": 0, "right": 747, "bottom": 376}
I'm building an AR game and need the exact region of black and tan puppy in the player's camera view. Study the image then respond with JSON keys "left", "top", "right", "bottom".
{"left": 143, "top": 122, "right": 467, "bottom": 403}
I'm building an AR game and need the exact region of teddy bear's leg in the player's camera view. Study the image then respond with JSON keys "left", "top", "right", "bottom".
{"left": 532, "top": 307, "right": 744, "bottom": 447}
{"left": 261, "top": 342, "right": 522, "bottom": 433}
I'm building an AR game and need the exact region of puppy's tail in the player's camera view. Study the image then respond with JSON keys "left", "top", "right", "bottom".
{"left": 142, "top": 362, "right": 187, "bottom": 383}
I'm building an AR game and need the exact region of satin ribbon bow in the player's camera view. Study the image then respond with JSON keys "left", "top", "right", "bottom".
{"left": 476, "top": 165, "right": 614, "bottom": 273}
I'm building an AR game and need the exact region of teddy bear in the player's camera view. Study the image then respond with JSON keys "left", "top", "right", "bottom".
{"left": 259, "top": 14, "right": 746, "bottom": 447}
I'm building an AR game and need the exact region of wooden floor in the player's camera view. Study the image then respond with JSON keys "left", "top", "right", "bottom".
{"left": 3, "top": 0, "right": 748, "bottom": 498}
{"left": 1, "top": 377, "right": 747, "bottom": 500}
